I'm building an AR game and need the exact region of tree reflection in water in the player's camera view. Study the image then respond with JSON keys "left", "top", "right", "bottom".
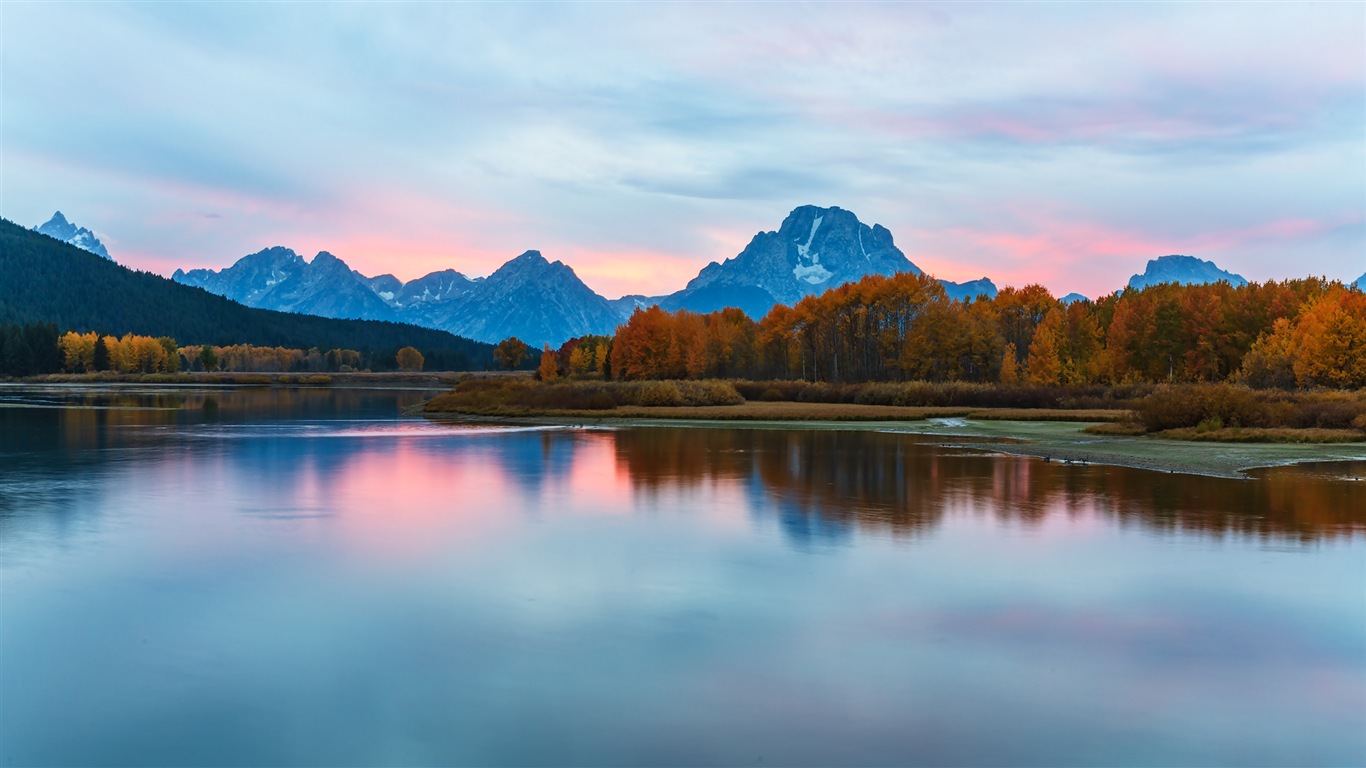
{"left": 611, "top": 427, "right": 1366, "bottom": 544}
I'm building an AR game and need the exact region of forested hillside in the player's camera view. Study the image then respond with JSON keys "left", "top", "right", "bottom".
{"left": 0, "top": 219, "right": 492, "bottom": 369}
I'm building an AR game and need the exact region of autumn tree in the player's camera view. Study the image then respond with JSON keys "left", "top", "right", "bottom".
{"left": 1239, "top": 318, "right": 1296, "bottom": 389}
{"left": 1291, "top": 291, "right": 1366, "bottom": 388}
{"left": 536, "top": 344, "right": 559, "bottom": 381}
{"left": 396, "top": 346, "right": 425, "bottom": 372}
{"left": 59, "top": 331, "right": 98, "bottom": 373}
{"left": 1000, "top": 342, "right": 1020, "bottom": 384}
{"left": 493, "top": 337, "right": 530, "bottom": 371}
{"left": 1025, "top": 309, "right": 1063, "bottom": 386}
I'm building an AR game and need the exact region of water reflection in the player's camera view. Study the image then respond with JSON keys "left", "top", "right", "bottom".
{"left": 2, "top": 388, "right": 1364, "bottom": 766}
{"left": 3, "top": 390, "right": 1363, "bottom": 547}
{"left": 611, "top": 427, "right": 1365, "bottom": 544}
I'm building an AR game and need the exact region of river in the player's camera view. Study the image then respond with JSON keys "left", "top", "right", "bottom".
{"left": 2, "top": 385, "right": 1363, "bottom": 766}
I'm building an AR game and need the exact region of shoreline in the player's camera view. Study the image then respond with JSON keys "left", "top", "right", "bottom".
{"left": 423, "top": 410, "right": 1366, "bottom": 479}
{"left": 9, "top": 380, "right": 1364, "bottom": 478}
{"left": 5, "top": 371, "right": 470, "bottom": 390}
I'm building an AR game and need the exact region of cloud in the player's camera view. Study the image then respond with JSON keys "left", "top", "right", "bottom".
{"left": 2, "top": 2, "right": 1361, "bottom": 298}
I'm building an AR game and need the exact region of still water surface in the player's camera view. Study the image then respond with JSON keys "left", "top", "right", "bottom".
{"left": 2, "top": 386, "right": 1364, "bottom": 766}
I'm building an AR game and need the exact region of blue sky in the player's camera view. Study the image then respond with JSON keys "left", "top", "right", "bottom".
{"left": 3, "top": 2, "right": 1363, "bottom": 298}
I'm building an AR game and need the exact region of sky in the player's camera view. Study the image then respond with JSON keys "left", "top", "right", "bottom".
{"left": 3, "top": 2, "right": 1364, "bottom": 300}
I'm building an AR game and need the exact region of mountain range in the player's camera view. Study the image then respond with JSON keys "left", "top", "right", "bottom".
{"left": 0, "top": 218, "right": 493, "bottom": 369}
{"left": 170, "top": 205, "right": 1003, "bottom": 347}
{"left": 37, "top": 208, "right": 1334, "bottom": 348}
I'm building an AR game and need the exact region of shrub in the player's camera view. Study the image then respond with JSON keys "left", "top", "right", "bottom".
{"left": 1137, "top": 384, "right": 1265, "bottom": 432}
{"left": 633, "top": 380, "right": 682, "bottom": 406}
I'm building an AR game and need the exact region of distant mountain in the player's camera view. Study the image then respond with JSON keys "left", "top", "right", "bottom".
{"left": 174, "top": 247, "right": 399, "bottom": 322}
{"left": 608, "top": 294, "right": 667, "bottom": 322}
{"left": 660, "top": 205, "right": 918, "bottom": 318}
{"left": 408, "top": 251, "right": 622, "bottom": 347}
{"left": 175, "top": 247, "right": 620, "bottom": 348}
{"left": 1060, "top": 292, "right": 1089, "bottom": 304}
{"left": 1353, "top": 273, "right": 1365, "bottom": 290}
{"left": 940, "top": 277, "right": 999, "bottom": 302}
{"left": 1127, "top": 255, "right": 1247, "bottom": 290}
{"left": 35, "top": 212, "right": 110, "bottom": 260}
{"left": 660, "top": 205, "right": 997, "bottom": 317}
{"left": 0, "top": 218, "right": 492, "bottom": 368}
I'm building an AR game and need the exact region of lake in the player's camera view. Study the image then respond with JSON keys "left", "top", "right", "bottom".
{"left": 2, "top": 385, "right": 1363, "bottom": 766}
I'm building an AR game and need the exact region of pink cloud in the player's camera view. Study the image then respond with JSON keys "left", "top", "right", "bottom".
{"left": 910, "top": 213, "right": 1358, "bottom": 298}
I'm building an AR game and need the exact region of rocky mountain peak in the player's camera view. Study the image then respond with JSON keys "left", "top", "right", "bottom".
{"left": 661, "top": 204, "right": 920, "bottom": 318}
{"left": 35, "top": 211, "right": 111, "bottom": 260}
{"left": 42, "top": 211, "right": 73, "bottom": 236}
{"left": 1127, "top": 255, "right": 1247, "bottom": 290}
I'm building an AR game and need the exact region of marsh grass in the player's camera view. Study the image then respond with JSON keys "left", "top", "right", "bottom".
{"left": 732, "top": 380, "right": 1152, "bottom": 410}
{"left": 425, "top": 378, "right": 746, "bottom": 413}
{"left": 1155, "top": 427, "right": 1366, "bottom": 443}
{"left": 1083, "top": 422, "right": 1149, "bottom": 436}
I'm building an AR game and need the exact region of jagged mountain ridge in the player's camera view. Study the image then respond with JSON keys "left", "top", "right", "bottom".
{"left": 150, "top": 206, "right": 1273, "bottom": 348}
{"left": 174, "top": 247, "right": 399, "bottom": 322}
{"left": 412, "top": 251, "right": 621, "bottom": 348}
{"left": 171, "top": 205, "right": 996, "bottom": 344}
{"left": 1127, "top": 255, "right": 1248, "bottom": 290}
{"left": 174, "top": 247, "right": 618, "bottom": 348}
{"left": 35, "top": 212, "right": 111, "bottom": 260}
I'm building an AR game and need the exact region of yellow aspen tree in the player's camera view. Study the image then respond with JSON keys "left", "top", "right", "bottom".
{"left": 537, "top": 345, "right": 559, "bottom": 381}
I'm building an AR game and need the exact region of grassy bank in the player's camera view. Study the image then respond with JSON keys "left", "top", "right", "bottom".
{"left": 424, "top": 378, "right": 1133, "bottom": 421}
{"left": 423, "top": 378, "right": 1366, "bottom": 442}
{"left": 428, "top": 399, "right": 1131, "bottom": 422}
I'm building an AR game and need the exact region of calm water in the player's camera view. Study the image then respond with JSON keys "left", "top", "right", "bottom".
{"left": 2, "top": 385, "right": 1364, "bottom": 767}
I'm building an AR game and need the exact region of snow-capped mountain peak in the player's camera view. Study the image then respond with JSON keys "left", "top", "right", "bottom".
{"left": 35, "top": 211, "right": 111, "bottom": 260}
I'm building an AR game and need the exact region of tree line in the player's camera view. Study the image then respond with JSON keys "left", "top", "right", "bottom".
{"left": 520, "top": 273, "right": 1363, "bottom": 389}
{"left": 0, "top": 326, "right": 431, "bottom": 376}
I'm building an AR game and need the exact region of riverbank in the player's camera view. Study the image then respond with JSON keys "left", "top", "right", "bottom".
{"left": 423, "top": 407, "right": 1366, "bottom": 478}
{"left": 14, "top": 371, "right": 478, "bottom": 388}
